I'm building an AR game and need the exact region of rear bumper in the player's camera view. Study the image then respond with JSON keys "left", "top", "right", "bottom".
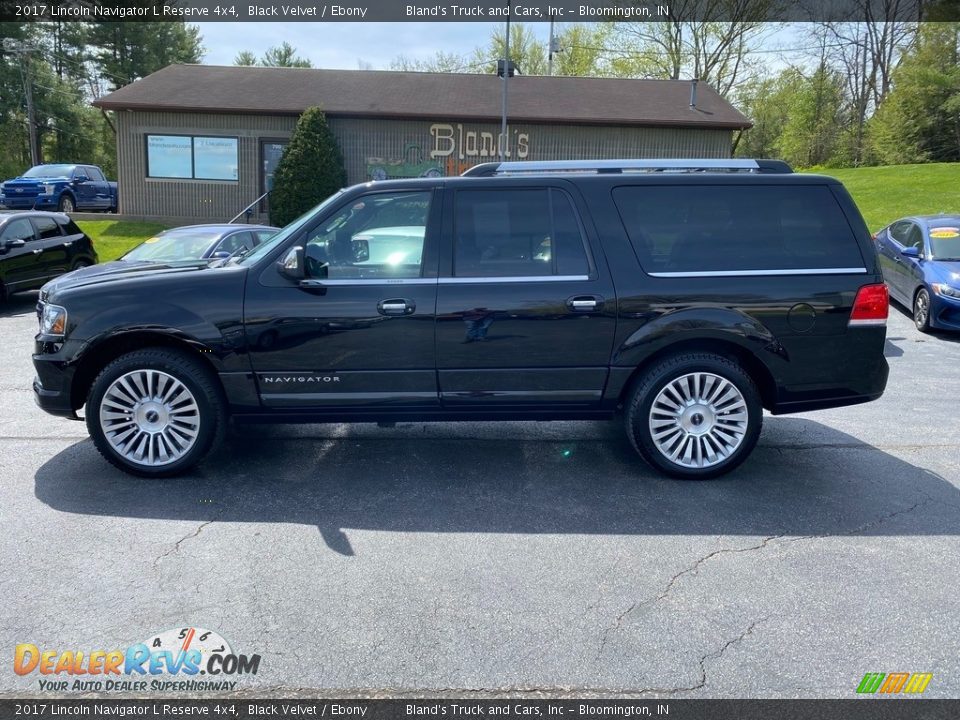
{"left": 770, "top": 353, "right": 889, "bottom": 415}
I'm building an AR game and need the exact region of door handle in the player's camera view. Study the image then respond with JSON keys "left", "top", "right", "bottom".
{"left": 567, "top": 295, "right": 603, "bottom": 312}
{"left": 63, "top": 242, "right": 72, "bottom": 247}
{"left": 378, "top": 298, "right": 415, "bottom": 316}
{"left": 32, "top": 248, "right": 43, "bottom": 254}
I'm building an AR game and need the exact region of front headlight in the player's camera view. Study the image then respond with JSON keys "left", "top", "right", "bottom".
{"left": 41, "top": 184, "right": 55, "bottom": 195}
{"left": 932, "top": 283, "right": 960, "bottom": 299}
{"left": 40, "top": 304, "right": 68, "bottom": 337}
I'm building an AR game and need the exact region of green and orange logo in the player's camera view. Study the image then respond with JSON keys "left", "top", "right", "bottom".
{"left": 857, "top": 672, "right": 933, "bottom": 694}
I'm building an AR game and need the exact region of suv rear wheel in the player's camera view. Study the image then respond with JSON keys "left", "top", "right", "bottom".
{"left": 625, "top": 352, "right": 762, "bottom": 479}
{"left": 86, "top": 348, "right": 226, "bottom": 477}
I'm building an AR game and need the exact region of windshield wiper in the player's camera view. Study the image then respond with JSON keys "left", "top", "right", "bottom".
{"left": 209, "top": 246, "right": 250, "bottom": 268}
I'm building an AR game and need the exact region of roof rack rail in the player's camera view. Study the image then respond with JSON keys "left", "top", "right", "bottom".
{"left": 461, "top": 159, "right": 793, "bottom": 177}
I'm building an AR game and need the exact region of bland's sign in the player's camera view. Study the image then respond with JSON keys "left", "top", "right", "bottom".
{"left": 430, "top": 123, "right": 530, "bottom": 160}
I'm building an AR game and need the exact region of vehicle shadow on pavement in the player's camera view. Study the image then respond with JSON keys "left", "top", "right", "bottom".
{"left": 34, "top": 416, "right": 960, "bottom": 556}
{"left": 0, "top": 291, "right": 39, "bottom": 319}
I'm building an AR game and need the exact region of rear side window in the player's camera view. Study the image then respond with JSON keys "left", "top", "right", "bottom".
{"left": 32, "top": 216, "right": 62, "bottom": 239}
{"left": 612, "top": 185, "right": 865, "bottom": 274}
{"left": 453, "top": 188, "right": 590, "bottom": 278}
{"left": 55, "top": 217, "right": 83, "bottom": 235}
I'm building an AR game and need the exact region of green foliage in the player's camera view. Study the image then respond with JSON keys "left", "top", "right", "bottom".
{"left": 76, "top": 220, "right": 169, "bottom": 262}
{"left": 1, "top": 21, "right": 203, "bottom": 180}
{"left": 735, "top": 65, "right": 849, "bottom": 168}
{"left": 235, "top": 42, "right": 312, "bottom": 68}
{"left": 867, "top": 23, "right": 960, "bottom": 165}
{"left": 87, "top": 22, "right": 203, "bottom": 90}
{"left": 269, "top": 106, "right": 347, "bottom": 227}
{"left": 802, "top": 163, "right": 960, "bottom": 231}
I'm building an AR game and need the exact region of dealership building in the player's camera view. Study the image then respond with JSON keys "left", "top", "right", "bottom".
{"left": 93, "top": 64, "right": 751, "bottom": 223}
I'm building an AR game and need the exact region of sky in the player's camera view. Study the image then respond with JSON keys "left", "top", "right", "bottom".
{"left": 194, "top": 22, "right": 506, "bottom": 70}
{"left": 193, "top": 22, "right": 807, "bottom": 74}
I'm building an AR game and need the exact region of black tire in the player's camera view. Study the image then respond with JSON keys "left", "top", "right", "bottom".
{"left": 913, "top": 287, "right": 931, "bottom": 333}
{"left": 85, "top": 348, "right": 227, "bottom": 478}
{"left": 624, "top": 352, "right": 763, "bottom": 480}
{"left": 71, "top": 259, "right": 92, "bottom": 271}
{"left": 58, "top": 194, "right": 75, "bottom": 213}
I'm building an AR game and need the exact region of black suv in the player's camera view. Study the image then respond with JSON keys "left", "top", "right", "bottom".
{"left": 33, "top": 159, "right": 889, "bottom": 479}
{"left": 1, "top": 211, "right": 97, "bottom": 300}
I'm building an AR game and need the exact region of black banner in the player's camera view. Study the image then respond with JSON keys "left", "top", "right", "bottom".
{"left": 1, "top": 0, "right": 958, "bottom": 23}
{"left": 0, "top": 699, "right": 959, "bottom": 720}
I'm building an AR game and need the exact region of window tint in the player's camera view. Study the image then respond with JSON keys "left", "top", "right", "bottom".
{"left": 32, "top": 216, "right": 62, "bottom": 239}
{"left": 904, "top": 224, "right": 925, "bottom": 252}
{"left": 215, "top": 231, "right": 254, "bottom": 255}
{"left": 254, "top": 230, "right": 276, "bottom": 245}
{"left": 0, "top": 218, "right": 34, "bottom": 243}
{"left": 55, "top": 217, "right": 83, "bottom": 236}
{"left": 73, "top": 168, "right": 88, "bottom": 181}
{"left": 453, "top": 188, "right": 590, "bottom": 278}
{"left": 612, "top": 185, "right": 865, "bottom": 273}
{"left": 304, "top": 191, "right": 430, "bottom": 280}
{"left": 890, "top": 221, "right": 913, "bottom": 245}
{"left": 86, "top": 166, "right": 105, "bottom": 182}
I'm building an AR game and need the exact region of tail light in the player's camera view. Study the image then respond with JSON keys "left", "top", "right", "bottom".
{"left": 849, "top": 283, "right": 888, "bottom": 326}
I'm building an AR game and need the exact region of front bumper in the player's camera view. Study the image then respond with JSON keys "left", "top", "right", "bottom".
{"left": 33, "top": 338, "right": 84, "bottom": 418}
{"left": 0, "top": 195, "right": 55, "bottom": 209}
{"left": 930, "top": 291, "right": 960, "bottom": 331}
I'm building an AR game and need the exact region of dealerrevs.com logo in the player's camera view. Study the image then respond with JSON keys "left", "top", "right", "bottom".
{"left": 14, "top": 627, "right": 261, "bottom": 692}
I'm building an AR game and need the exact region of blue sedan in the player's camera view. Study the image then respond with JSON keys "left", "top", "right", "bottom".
{"left": 876, "top": 215, "right": 960, "bottom": 332}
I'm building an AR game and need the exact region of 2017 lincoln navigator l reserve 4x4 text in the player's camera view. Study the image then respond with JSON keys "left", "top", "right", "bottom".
{"left": 32, "top": 159, "right": 889, "bottom": 479}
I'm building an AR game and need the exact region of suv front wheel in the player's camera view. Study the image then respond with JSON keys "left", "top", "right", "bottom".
{"left": 86, "top": 348, "right": 226, "bottom": 477}
{"left": 625, "top": 352, "right": 762, "bottom": 479}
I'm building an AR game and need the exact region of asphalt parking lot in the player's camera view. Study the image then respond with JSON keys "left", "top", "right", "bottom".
{"left": 1, "top": 290, "right": 958, "bottom": 699}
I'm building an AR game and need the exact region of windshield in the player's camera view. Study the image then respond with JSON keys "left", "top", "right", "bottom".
{"left": 23, "top": 164, "right": 76, "bottom": 179}
{"left": 238, "top": 191, "right": 346, "bottom": 266}
{"left": 929, "top": 224, "right": 960, "bottom": 260}
{"left": 123, "top": 230, "right": 221, "bottom": 262}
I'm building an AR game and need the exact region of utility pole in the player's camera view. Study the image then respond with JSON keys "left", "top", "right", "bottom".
{"left": 548, "top": 15, "right": 556, "bottom": 76}
{"left": 499, "top": 1, "right": 511, "bottom": 161}
{"left": 3, "top": 38, "right": 40, "bottom": 166}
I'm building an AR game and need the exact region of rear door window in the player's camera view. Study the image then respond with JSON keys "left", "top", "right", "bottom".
{"left": 31, "top": 216, "right": 63, "bottom": 239}
{"left": 612, "top": 184, "right": 865, "bottom": 274}
{"left": 452, "top": 188, "right": 591, "bottom": 278}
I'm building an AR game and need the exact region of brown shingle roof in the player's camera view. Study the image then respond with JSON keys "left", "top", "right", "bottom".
{"left": 93, "top": 64, "right": 751, "bottom": 129}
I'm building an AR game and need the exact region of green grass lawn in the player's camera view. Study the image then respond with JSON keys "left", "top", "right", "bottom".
{"left": 76, "top": 220, "right": 169, "bottom": 262}
{"left": 803, "top": 162, "right": 960, "bottom": 232}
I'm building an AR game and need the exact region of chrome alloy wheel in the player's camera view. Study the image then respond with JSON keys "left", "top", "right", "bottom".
{"left": 648, "top": 372, "right": 749, "bottom": 469}
{"left": 914, "top": 290, "right": 929, "bottom": 328}
{"left": 98, "top": 370, "right": 200, "bottom": 467}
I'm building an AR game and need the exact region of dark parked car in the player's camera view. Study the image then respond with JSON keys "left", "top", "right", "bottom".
{"left": 876, "top": 215, "right": 960, "bottom": 332}
{"left": 0, "top": 211, "right": 97, "bottom": 301}
{"left": 0, "top": 164, "right": 117, "bottom": 213}
{"left": 33, "top": 159, "right": 889, "bottom": 479}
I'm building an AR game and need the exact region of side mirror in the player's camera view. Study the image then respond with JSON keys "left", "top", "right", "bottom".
{"left": 4, "top": 238, "right": 26, "bottom": 250}
{"left": 900, "top": 246, "right": 921, "bottom": 259}
{"left": 72, "top": 177, "right": 87, "bottom": 185}
{"left": 277, "top": 246, "right": 305, "bottom": 280}
{"left": 351, "top": 238, "right": 370, "bottom": 263}
{"left": 210, "top": 251, "right": 231, "bottom": 260}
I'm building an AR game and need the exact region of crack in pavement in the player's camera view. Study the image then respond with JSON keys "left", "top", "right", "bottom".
{"left": 152, "top": 520, "right": 216, "bottom": 569}
{"left": 595, "top": 495, "right": 938, "bottom": 662}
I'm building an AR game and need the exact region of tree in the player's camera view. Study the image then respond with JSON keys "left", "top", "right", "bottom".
{"left": 259, "top": 42, "right": 312, "bottom": 68}
{"left": 607, "top": 1, "right": 776, "bottom": 95}
{"left": 87, "top": 22, "right": 204, "bottom": 90}
{"left": 234, "top": 50, "right": 257, "bottom": 66}
{"left": 269, "top": 106, "right": 346, "bottom": 227}
{"left": 868, "top": 22, "right": 960, "bottom": 164}
{"left": 233, "top": 42, "right": 312, "bottom": 68}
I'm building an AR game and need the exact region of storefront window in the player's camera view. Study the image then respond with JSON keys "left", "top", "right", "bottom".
{"left": 146, "top": 135, "right": 238, "bottom": 181}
